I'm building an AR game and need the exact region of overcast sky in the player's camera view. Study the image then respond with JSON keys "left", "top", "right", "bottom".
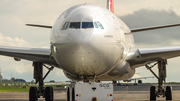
{"left": 0, "top": 0, "right": 180, "bottom": 83}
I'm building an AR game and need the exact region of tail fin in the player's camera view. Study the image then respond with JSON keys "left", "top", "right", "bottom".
{"left": 107, "top": 0, "right": 114, "bottom": 13}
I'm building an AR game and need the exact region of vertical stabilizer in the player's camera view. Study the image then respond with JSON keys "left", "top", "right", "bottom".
{"left": 107, "top": 0, "right": 114, "bottom": 13}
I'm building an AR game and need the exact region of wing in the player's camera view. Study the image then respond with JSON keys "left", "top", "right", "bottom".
{"left": 0, "top": 46, "right": 58, "bottom": 67}
{"left": 129, "top": 76, "right": 154, "bottom": 81}
{"left": 26, "top": 24, "right": 52, "bottom": 29}
{"left": 126, "top": 46, "right": 180, "bottom": 68}
{"left": 131, "top": 23, "right": 180, "bottom": 33}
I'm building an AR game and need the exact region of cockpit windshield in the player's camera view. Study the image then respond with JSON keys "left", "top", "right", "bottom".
{"left": 61, "top": 21, "right": 104, "bottom": 30}
{"left": 94, "top": 22, "right": 99, "bottom": 28}
{"left": 69, "top": 22, "right": 80, "bottom": 29}
{"left": 82, "top": 22, "right": 93, "bottom": 28}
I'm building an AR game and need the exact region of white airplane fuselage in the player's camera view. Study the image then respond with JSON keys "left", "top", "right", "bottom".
{"left": 50, "top": 4, "right": 135, "bottom": 81}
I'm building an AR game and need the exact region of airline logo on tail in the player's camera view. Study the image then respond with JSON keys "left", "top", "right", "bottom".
{"left": 107, "top": 0, "right": 114, "bottom": 13}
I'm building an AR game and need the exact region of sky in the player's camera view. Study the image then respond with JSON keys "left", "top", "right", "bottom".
{"left": 0, "top": 0, "right": 180, "bottom": 83}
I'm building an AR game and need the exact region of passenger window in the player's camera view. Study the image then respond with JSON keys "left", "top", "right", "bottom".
{"left": 97, "top": 21, "right": 104, "bottom": 29}
{"left": 61, "top": 22, "right": 69, "bottom": 30}
{"left": 69, "top": 22, "right": 80, "bottom": 29}
{"left": 94, "top": 22, "right": 99, "bottom": 28}
{"left": 82, "top": 22, "right": 93, "bottom": 28}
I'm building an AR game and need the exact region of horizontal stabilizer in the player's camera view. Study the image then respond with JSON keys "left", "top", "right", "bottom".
{"left": 26, "top": 24, "right": 52, "bottom": 29}
{"left": 131, "top": 23, "right": 180, "bottom": 33}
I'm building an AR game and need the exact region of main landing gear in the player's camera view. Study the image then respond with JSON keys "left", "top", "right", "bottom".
{"left": 146, "top": 60, "right": 172, "bottom": 100}
{"left": 29, "top": 62, "right": 54, "bottom": 101}
{"left": 134, "top": 79, "right": 137, "bottom": 86}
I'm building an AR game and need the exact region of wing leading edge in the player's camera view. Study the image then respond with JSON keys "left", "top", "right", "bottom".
{"left": 128, "top": 76, "right": 154, "bottom": 81}
{"left": 126, "top": 46, "right": 180, "bottom": 68}
{"left": 0, "top": 46, "right": 58, "bottom": 67}
{"left": 26, "top": 24, "right": 52, "bottom": 29}
{"left": 131, "top": 23, "right": 180, "bottom": 33}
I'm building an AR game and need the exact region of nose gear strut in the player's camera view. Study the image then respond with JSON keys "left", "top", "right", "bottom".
{"left": 29, "top": 62, "right": 54, "bottom": 101}
{"left": 145, "top": 59, "right": 172, "bottom": 100}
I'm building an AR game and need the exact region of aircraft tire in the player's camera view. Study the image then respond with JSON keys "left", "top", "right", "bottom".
{"left": 166, "top": 86, "right": 172, "bottom": 100}
{"left": 50, "top": 86, "right": 54, "bottom": 101}
{"left": 72, "top": 87, "right": 75, "bottom": 101}
{"left": 45, "top": 87, "right": 53, "bottom": 101}
{"left": 29, "top": 87, "right": 38, "bottom": 101}
{"left": 150, "top": 86, "right": 156, "bottom": 100}
{"left": 67, "top": 87, "right": 70, "bottom": 101}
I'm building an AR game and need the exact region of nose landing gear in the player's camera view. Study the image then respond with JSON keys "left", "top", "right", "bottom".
{"left": 146, "top": 60, "right": 172, "bottom": 100}
{"left": 29, "top": 62, "right": 54, "bottom": 101}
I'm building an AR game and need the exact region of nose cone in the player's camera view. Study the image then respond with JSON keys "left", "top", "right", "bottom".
{"left": 54, "top": 40, "right": 105, "bottom": 76}
{"left": 68, "top": 29, "right": 93, "bottom": 44}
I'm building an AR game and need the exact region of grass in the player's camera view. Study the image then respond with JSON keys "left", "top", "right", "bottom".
{"left": 0, "top": 87, "right": 29, "bottom": 92}
{"left": 0, "top": 84, "right": 66, "bottom": 92}
{"left": 0, "top": 80, "right": 67, "bottom": 92}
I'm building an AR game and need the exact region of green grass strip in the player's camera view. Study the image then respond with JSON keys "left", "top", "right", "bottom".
{"left": 0, "top": 87, "right": 29, "bottom": 92}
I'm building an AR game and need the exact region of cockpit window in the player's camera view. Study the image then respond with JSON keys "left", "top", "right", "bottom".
{"left": 66, "top": 21, "right": 103, "bottom": 29}
{"left": 94, "top": 22, "right": 99, "bottom": 28}
{"left": 96, "top": 21, "right": 104, "bottom": 29}
{"left": 61, "top": 21, "right": 70, "bottom": 30}
{"left": 82, "top": 22, "right": 93, "bottom": 28}
{"left": 69, "top": 22, "right": 80, "bottom": 29}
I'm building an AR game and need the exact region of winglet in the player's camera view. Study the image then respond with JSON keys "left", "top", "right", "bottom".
{"left": 107, "top": 0, "right": 114, "bottom": 13}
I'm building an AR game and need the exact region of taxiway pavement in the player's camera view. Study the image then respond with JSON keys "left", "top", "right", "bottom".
{"left": 0, "top": 83, "right": 180, "bottom": 101}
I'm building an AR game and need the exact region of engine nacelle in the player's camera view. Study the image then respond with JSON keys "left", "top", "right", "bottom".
{"left": 138, "top": 80, "right": 142, "bottom": 84}
{"left": 107, "top": 60, "right": 135, "bottom": 80}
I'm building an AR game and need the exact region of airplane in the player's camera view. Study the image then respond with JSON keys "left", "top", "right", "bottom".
{"left": 0, "top": 0, "right": 180, "bottom": 101}
{"left": 0, "top": 68, "right": 2, "bottom": 83}
{"left": 113, "top": 76, "right": 154, "bottom": 86}
{"left": 123, "top": 76, "right": 154, "bottom": 85}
